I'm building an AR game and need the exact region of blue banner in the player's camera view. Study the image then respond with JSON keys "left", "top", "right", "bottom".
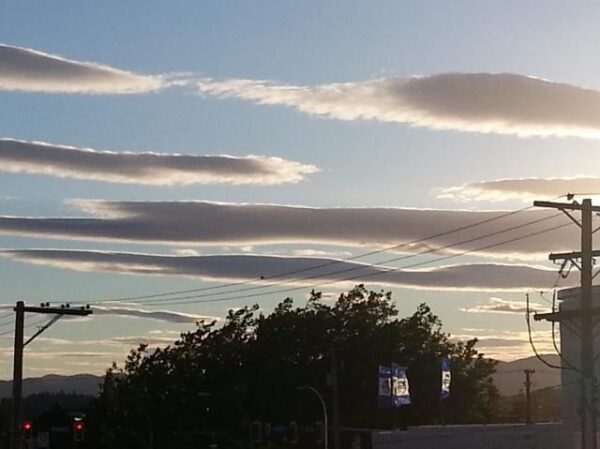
{"left": 441, "top": 357, "right": 451, "bottom": 400}
{"left": 391, "top": 363, "right": 411, "bottom": 406}
{"left": 378, "top": 365, "right": 392, "bottom": 408}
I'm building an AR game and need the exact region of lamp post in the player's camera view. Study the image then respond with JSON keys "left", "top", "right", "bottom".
{"left": 297, "top": 386, "right": 328, "bottom": 449}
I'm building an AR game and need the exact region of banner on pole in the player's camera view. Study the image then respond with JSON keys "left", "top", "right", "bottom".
{"left": 391, "top": 363, "right": 411, "bottom": 406}
{"left": 441, "top": 357, "right": 451, "bottom": 400}
{"left": 378, "top": 365, "right": 392, "bottom": 407}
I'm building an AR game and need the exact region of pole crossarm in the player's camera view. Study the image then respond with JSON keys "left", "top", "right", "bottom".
{"left": 549, "top": 250, "right": 600, "bottom": 261}
{"left": 535, "top": 307, "right": 600, "bottom": 322}
{"left": 534, "top": 200, "right": 600, "bottom": 213}
{"left": 20, "top": 305, "right": 92, "bottom": 316}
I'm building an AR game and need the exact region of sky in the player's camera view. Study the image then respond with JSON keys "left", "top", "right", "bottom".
{"left": 1, "top": 1, "right": 600, "bottom": 377}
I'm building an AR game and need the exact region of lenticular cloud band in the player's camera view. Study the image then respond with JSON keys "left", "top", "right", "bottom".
{"left": 437, "top": 176, "right": 600, "bottom": 202}
{"left": 197, "top": 73, "right": 600, "bottom": 138}
{"left": 0, "top": 139, "right": 317, "bottom": 186}
{"left": 0, "top": 43, "right": 166, "bottom": 94}
{"left": 0, "top": 200, "right": 583, "bottom": 259}
{"left": 0, "top": 249, "right": 564, "bottom": 292}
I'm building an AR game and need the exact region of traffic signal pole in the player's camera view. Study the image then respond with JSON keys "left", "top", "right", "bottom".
{"left": 9, "top": 302, "right": 92, "bottom": 449}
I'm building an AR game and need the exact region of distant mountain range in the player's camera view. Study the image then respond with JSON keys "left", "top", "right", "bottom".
{"left": 493, "top": 354, "right": 561, "bottom": 396}
{"left": 0, "top": 355, "right": 562, "bottom": 399}
{"left": 0, "top": 374, "right": 103, "bottom": 398}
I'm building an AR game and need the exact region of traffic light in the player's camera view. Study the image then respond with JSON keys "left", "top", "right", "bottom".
{"left": 73, "top": 418, "right": 85, "bottom": 442}
{"left": 289, "top": 421, "right": 298, "bottom": 444}
{"left": 23, "top": 421, "right": 33, "bottom": 441}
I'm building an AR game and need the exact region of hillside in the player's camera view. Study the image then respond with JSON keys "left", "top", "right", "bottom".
{"left": 0, "top": 374, "right": 103, "bottom": 398}
{"left": 0, "top": 355, "right": 561, "bottom": 399}
{"left": 493, "top": 354, "right": 561, "bottom": 396}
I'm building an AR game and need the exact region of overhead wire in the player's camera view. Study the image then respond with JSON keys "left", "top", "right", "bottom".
{"left": 0, "top": 312, "right": 14, "bottom": 324}
{"left": 83, "top": 204, "right": 540, "bottom": 305}
{"left": 124, "top": 218, "right": 574, "bottom": 307}
{"left": 0, "top": 315, "right": 66, "bottom": 338}
{"left": 525, "top": 292, "right": 565, "bottom": 370}
{"left": 550, "top": 289, "right": 580, "bottom": 372}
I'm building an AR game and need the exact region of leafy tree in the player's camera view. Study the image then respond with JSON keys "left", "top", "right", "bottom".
{"left": 90, "top": 286, "right": 499, "bottom": 449}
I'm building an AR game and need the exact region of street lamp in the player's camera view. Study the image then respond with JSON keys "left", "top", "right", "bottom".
{"left": 297, "top": 386, "right": 328, "bottom": 449}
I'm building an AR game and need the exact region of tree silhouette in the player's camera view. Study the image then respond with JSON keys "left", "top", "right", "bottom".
{"left": 91, "top": 286, "right": 499, "bottom": 449}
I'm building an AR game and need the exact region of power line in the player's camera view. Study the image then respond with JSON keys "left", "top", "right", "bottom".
{"left": 127, "top": 219, "right": 574, "bottom": 307}
{"left": 550, "top": 289, "right": 580, "bottom": 372}
{"left": 85, "top": 205, "right": 538, "bottom": 304}
{"left": 0, "top": 316, "right": 51, "bottom": 338}
{"left": 0, "top": 312, "right": 14, "bottom": 324}
{"left": 526, "top": 293, "right": 563, "bottom": 370}
{"left": 97, "top": 212, "right": 565, "bottom": 307}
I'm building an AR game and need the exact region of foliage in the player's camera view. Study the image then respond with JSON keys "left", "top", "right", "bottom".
{"left": 91, "top": 286, "right": 499, "bottom": 449}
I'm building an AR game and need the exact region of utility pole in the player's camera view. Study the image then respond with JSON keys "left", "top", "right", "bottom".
{"left": 10, "top": 302, "right": 92, "bottom": 449}
{"left": 329, "top": 347, "right": 340, "bottom": 449}
{"left": 533, "top": 198, "right": 600, "bottom": 449}
{"left": 524, "top": 369, "right": 535, "bottom": 425}
{"left": 10, "top": 302, "right": 24, "bottom": 449}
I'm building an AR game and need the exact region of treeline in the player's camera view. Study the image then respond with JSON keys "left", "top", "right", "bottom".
{"left": 86, "top": 286, "right": 499, "bottom": 449}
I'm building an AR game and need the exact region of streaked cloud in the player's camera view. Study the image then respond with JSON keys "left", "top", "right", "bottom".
{"left": 0, "top": 249, "right": 566, "bottom": 292}
{"left": 0, "top": 138, "right": 317, "bottom": 186}
{"left": 437, "top": 176, "right": 600, "bottom": 202}
{"left": 0, "top": 43, "right": 167, "bottom": 94}
{"left": 0, "top": 302, "right": 217, "bottom": 324}
{"left": 92, "top": 305, "right": 219, "bottom": 323}
{"left": 0, "top": 200, "right": 580, "bottom": 259}
{"left": 197, "top": 73, "right": 600, "bottom": 138}
{"left": 112, "top": 335, "right": 180, "bottom": 346}
{"left": 291, "top": 249, "right": 353, "bottom": 258}
{"left": 452, "top": 328, "right": 554, "bottom": 360}
{"left": 460, "top": 297, "right": 544, "bottom": 314}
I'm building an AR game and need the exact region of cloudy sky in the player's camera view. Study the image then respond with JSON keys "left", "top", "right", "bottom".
{"left": 1, "top": 1, "right": 600, "bottom": 376}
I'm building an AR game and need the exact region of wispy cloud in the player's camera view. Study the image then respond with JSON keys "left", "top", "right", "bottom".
{"left": 437, "top": 176, "right": 600, "bottom": 202}
{"left": 0, "top": 43, "right": 168, "bottom": 94}
{"left": 0, "top": 200, "right": 579, "bottom": 259}
{"left": 0, "top": 249, "right": 566, "bottom": 292}
{"left": 291, "top": 249, "right": 353, "bottom": 258}
{"left": 452, "top": 328, "right": 554, "bottom": 360}
{"left": 112, "top": 335, "right": 180, "bottom": 346}
{"left": 460, "top": 297, "right": 544, "bottom": 314}
{"left": 0, "top": 138, "right": 317, "bottom": 186}
{"left": 197, "top": 73, "right": 600, "bottom": 138}
{"left": 92, "top": 305, "right": 219, "bottom": 324}
{"left": 0, "top": 302, "right": 218, "bottom": 324}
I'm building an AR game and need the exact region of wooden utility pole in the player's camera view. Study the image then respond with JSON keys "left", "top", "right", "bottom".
{"left": 533, "top": 199, "right": 600, "bottom": 449}
{"left": 10, "top": 303, "right": 92, "bottom": 449}
{"left": 329, "top": 347, "right": 340, "bottom": 449}
{"left": 524, "top": 369, "right": 535, "bottom": 425}
{"left": 10, "top": 302, "right": 24, "bottom": 449}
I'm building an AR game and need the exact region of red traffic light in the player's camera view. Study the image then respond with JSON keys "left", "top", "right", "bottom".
{"left": 23, "top": 421, "right": 32, "bottom": 431}
{"left": 73, "top": 419, "right": 85, "bottom": 442}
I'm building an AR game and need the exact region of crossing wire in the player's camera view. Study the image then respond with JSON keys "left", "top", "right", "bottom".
{"left": 121, "top": 217, "right": 574, "bottom": 307}
{"left": 86, "top": 210, "right": 564, "bottom": 306}
{"left": 0, "top": 316, "right": 56, "bottom": 338}
{"left": 84, "top": 204, "right": 539, "bottom": 305}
